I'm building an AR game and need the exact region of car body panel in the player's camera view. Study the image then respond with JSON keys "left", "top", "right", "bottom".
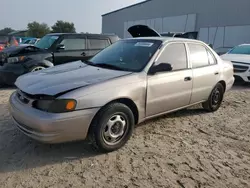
{"left": 190, "top": 65, "right": 221, "bottom": 103}
{"left": 221, "top": 52, "right": 250, "bottom": 82}
{"left": 9, "top": 37, "right": 235, "bottom": 144}
{"left": 146, "top": 69, "right": 192, "bottom": 116}
{"left": 15, "top": 61, "right": 133, "bottom": 96}
{"left": 9, "top": 92, "right": 99, "bottom": 143}
{"left": 221, "top": 53, "right": 250, "bottom": 64}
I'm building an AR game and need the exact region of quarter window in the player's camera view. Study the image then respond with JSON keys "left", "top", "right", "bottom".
{"left": 207, "top": 49, "right": 216, "bottom": 65}
{"left": 188, "top": 44, "right": 209, "bottom": 68}
{"left": 59, "top": 38, "right": 86, "bottom": 50}
{"left": 156, "top": 43, "right": 187, "bottom": 71}
{"left": 88, "top": 39, "right": 110, "bottom": 49}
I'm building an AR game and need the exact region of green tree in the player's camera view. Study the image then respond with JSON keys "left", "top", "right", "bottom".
{"left": 27, "top": 21, "right": 51, "bottom": 38}
{"left": 51, "top": 20, "right": 76, "bottom": 33}
{"left": 0, "top": 27, "right": 15, "bottom": 35}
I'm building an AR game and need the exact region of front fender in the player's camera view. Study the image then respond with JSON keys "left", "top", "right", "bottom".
{"left": 60, "top": 75, "right": 147, "bottom": 122}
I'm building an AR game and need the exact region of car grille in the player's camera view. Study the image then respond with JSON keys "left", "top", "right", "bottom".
{"left": 232, "top": 64, "right": 249, "bottom": 73}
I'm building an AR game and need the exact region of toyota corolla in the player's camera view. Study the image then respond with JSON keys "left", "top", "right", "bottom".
{"left": 9, "top": 27, "right": 234, "bottom": 152}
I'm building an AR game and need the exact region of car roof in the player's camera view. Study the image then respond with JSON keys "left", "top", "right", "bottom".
{"left": 46, "top": 33, "right": 118, "bottom": 37}
{"left": 122, "top": 36, "right": 205, "bottom": 44}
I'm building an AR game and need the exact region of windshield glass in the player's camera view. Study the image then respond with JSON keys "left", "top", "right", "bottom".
{"left": 228, "top": 45, "right": 250, "bottom": 55}
{"left": 88, "top": 39, "right": 162, "bottom": 72}
{"left": 35, "top": 35, "right": 59, "bottom": 49}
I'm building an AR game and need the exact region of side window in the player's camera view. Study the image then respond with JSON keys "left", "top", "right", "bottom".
{"left": 156, "top": 43, "right": 187, "bottom": 71}
{"left": 59, "top": 37, "right": 86, "bottom": 50}
{"left": 206, "top": 49, "right": 217, "bottom": 65}
{"left": 188, "top": 43, "right": 209, "bottom": 68}
{"left": 88, "top": 38, "right": 110, "bottom": 50}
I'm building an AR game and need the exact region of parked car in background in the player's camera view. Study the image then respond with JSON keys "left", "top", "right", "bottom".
{"left": 22, "top": 38, "right": 40, "bottom": 45}
{"left": 9, "top": 25, "right": 234, "bottom": 152}
{"left": 0, "top": 34, "right": 19, "bottom": 51}
{"left": 160, "top": 31, "right": 198, "bottom": 39}
{"left": 0, "top": 33, "right": 119, "bottom": 86}
{"left": 221, "top": 44, "right": 250, "bottom": 82}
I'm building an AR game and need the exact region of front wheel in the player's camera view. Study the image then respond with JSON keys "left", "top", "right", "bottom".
{"left": 202, "top": 83, "right": 225, "bottom": 112}
{"left": 89, "top": 103, "right": 135, "bottom": 152}
{"left": 30, "top": 66, "right": 46, "bottom": 72}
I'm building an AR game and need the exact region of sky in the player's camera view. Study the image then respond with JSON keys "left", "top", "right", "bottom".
{"left": 1, "top": 0, "right": 144, "bottom": 33}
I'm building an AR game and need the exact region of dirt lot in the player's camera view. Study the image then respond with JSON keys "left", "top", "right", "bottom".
{"left": 0, "top": 83, "right": 249, "bottom": 188}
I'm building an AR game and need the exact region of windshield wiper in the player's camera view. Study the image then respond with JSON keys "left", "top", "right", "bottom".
{"left": 82, "top": 61, "right": 129, "bottom": 71}
{"left": 82, "top": 60, "right": 95, "bottom": 65}
{"left": 93, "top": 63, "right": 127, "bottom": 71}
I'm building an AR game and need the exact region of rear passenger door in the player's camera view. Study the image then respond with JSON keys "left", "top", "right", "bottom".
{"left": 187, "top": 43, "right": 220, "bottom": 104}
{"left": 87, "top": 37, "right": 111, "bottom": 58}
{"left": 53, "top": 35, "right": 87, "bottom": 65}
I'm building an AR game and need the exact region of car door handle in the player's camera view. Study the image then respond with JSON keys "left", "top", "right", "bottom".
{"left": 184, "top": 77, "right": 192, "bottom": 81}
{"left": 214, "top": 72, "right": 219, "bottom": 75}
{"left": 81, "top": 52, "right": 86, "bottom": 56}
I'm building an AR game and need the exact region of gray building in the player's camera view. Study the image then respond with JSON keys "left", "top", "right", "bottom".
{"left": 102, "top": 0, "right": 250, "bottom": 51}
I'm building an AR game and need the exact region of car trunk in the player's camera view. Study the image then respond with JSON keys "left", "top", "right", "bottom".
{"left": 127, "top": 25, "right": 161, "bottom": 38}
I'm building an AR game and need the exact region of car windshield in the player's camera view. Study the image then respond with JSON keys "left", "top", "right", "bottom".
{"left": 87, "top": 39, "right": 162, "bottom": 72}
{"left": 228, "top": 45, "right": 250, "bottom": 55}
{"left": 35, "top": 35, "right": 59, "bottom": 49}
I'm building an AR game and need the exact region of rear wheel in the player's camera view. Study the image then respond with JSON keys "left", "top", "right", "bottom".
{"left": 202, "top": 83, "right": 224, "bottom": 112}
{"left": 89, "top": 103, "right": 134, "bottom": 152}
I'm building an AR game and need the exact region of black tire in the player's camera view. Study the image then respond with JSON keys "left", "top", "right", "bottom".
{"left": 202, "top": 83, "right": 225, "bottom": 112}
{"left": 89, "top": 103, "right": 135, "bottom": 153}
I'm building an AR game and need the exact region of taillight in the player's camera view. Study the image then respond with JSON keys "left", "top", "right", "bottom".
{"left": 0, "top": 45, "right": 4, "bottom": 51}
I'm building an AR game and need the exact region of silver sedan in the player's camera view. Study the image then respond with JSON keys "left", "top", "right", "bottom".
{"left": 9, "top": 32, "right": 234, "bottom": 152}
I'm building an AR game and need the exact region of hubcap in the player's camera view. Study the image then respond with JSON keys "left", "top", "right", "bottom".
{"left": 212, "top": 88, "right": 221, "bottom": 106}
{"left": 31, "top": 66, "right": 45, "bottom": 72}
{"left": 102, "top": 114, "right": 127, "bottom": 145}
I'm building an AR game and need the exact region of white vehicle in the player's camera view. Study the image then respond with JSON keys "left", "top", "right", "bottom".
{"left": 221, "top": 44, "right": 250, "bottom": 82}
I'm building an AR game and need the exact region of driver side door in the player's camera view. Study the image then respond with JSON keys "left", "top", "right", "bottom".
{"left": 146, "top": 42, "right": 193, "bottom": 117}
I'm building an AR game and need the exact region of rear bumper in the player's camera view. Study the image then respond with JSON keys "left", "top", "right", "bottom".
{"left": 9, "top": 92, "right": 99, "bottom": 144}
{"left": 0, "top": 63, "right": 26, "bottom": 85}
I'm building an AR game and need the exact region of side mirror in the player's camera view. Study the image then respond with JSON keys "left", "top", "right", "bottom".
{"left": 56, "top": 44, "right": 65, "bottom": 50}
{"left": 148, "top": 63, "right": 173, "bottom": 75}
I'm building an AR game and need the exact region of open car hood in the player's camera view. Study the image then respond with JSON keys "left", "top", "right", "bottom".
{"left": 128, "top": 25, "right": 161, "bottom": 38}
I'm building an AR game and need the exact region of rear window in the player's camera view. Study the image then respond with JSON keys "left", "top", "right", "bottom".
{"left": 228, "top": 45, "right": 250, "bottom": 55}
{"left": 188, "top": 43, "right": 209, "bottom": 68}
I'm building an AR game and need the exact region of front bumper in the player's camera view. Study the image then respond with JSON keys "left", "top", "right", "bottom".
{"left": 0, "top": 63, "right": 27, "bottom": 85}
{"left": 9, "top": 92, "right": 99, "bottom": 144}
{"left": 233, "top": 63, "right": 250, "bottom": 82}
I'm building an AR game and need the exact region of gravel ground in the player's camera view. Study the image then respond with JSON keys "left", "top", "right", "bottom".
{"left": 0, "top": 83, "right": 249, "bottom": 188}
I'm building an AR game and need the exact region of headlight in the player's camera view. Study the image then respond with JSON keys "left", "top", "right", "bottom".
{"left": 33, "top": 99, "right": 77, "bottom": 113}
{"left": 7, "top": 56, "right": 26, "bottom": 63}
